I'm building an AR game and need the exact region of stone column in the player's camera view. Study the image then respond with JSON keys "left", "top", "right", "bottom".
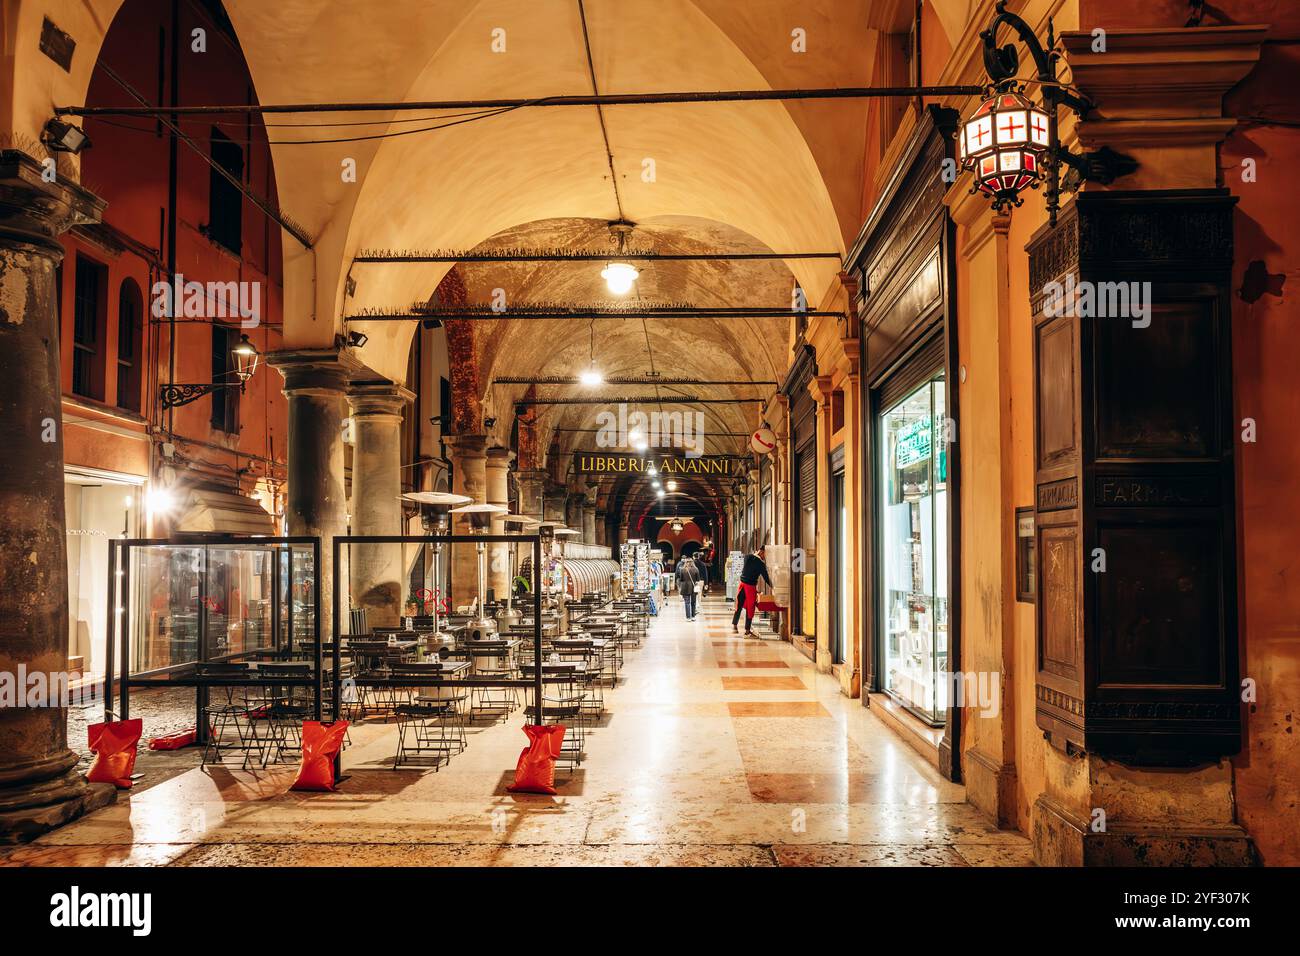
{"left": 582, "top": 498, "right": 597, "bottom": 544}
{"left": 594, "top": 510, "right": 607, "bottom": 547}
{"left": 444, "top": 434, "right": 487, "bottom": 608}
{"left": 484, "top": 446, "right": 511, "bottom": 602}
{"left": 565, "top": 492, "right": 584, "bottom": 535}
{"left": 544, "top": 485, "right": 567, "bottom": 524}
{"left": 346, "top": 381, "right": 413, "bottom": 627}
{"left": 515, "top": 469, "right": 546, "bottom": 523}
{"left": 0, "top": 152, "right": 115, "bottom": 842}
{"left": 269, "top": 348, "right": 359, "bottom": 639}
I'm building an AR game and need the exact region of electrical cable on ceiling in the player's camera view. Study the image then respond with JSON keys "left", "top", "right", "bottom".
{"left": 95, "top": 104, "right": 525, "bottom": 147}
{"left": 577, "top": 0, "right": 626, "bottom": 222}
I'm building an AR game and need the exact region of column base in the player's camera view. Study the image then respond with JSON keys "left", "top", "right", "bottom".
{"left": 1031, "top": 794, "right": 1257, "bottom": 867}
{"left": 0, "top": 768, "right": 117, "bottom": 845}
{"left": 964, "top": 747, "right": 1017, "bottom": 826}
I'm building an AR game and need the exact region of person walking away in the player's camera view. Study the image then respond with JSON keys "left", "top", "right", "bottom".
{"left": 676, "top": 557, "right": 702, "bottom": 621}
{"left": 732, "top": 546, "right": 773, "bottom": 637}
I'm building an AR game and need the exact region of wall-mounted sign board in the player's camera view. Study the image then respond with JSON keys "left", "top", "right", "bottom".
{"left": 574, "top": 452, "right": 734, "bottom": 476}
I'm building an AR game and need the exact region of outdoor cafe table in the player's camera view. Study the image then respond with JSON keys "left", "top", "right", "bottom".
{"left": 553, "top": 636, "right": 618, "bottom": 681}
{"left": 519, "top": 661, "right": 588, "bottom": 676}
{"left": 351, "top": 659, "right": 473, "bottom": 702}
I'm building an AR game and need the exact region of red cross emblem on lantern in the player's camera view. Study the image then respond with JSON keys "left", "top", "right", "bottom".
{"left": 959, "top": 88, "right": 1051, "bottom": 211}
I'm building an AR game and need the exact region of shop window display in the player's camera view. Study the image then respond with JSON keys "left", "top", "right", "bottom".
{"left": 878, "top": 372, "right": 948, "bottom": 724}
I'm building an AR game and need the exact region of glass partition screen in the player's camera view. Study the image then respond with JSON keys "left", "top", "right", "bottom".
{"left": 128, "top": 540, "right": 316, "bottom": 675}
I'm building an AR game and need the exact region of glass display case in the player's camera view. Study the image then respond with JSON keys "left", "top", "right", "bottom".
{"left": 878, "top": 372, "right": 949, "bottom": 724}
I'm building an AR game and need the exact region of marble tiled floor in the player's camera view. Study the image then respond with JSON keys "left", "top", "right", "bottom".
{"left": 0, "top": 596, "right": 1033, "bottom": 867}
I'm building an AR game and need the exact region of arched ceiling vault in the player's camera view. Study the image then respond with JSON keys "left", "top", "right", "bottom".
{"left": 12, "top": 0, "right": 883, "bottom": 434}
{"left": 212, "top": 0, "right": 877, "bottom": 382}
{"left": 458, "top": 216, "right": 792, "bottom": 459}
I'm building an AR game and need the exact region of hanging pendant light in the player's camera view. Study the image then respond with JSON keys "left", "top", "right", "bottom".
{"left": 579, "top": 317, "right": 603, "bottom": 385}
{"left": 601, "top": 221, "right": 639, "bottom": 296}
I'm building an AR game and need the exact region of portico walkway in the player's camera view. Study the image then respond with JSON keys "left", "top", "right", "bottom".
{"left": 1, "top": 597, "right": 1032, "bottom": 867}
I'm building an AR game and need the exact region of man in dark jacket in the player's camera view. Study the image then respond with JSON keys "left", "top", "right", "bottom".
{"left": 732, "top": 546, "right": 772, "bottom": 636}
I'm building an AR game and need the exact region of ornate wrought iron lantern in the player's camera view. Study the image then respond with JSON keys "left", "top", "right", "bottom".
{"left": 961, "top": 1, "right": 1135, "bottom": 225}
{"left": 159, "top": 333, "right": 260, "bottom": 409}
{"left": 959, "top": 89, "right": 1051, "bottom": 209}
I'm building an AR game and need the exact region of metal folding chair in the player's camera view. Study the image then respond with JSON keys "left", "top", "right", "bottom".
{"left": 390, "top": 663, "right": 468, "bottom": 769}
{"left": 195, "top": 662, "right": 258, "bottom": 769}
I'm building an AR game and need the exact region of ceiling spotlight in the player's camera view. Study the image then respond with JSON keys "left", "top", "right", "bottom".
{"left": 345, "top": 329, "right": 369, "bottom": 349}
{"left": 666, "top": 480, "right": 678, "bottom": 491}
{"left": 656, "top": 488, "right": 665, "bottom": 498}
{"left": 579, "top": 365, "right": 603, "bottom": 386}
{"left": 647, "top": 464, "right": 657, "bottom": 476}
{"left": 43, "top": 117, "right": 91, "bottom": 154}
{"left": 652, "top": 479, "right": 661, "bottom": 489}
{"left": 634, "top": 438, "right": 648, "bottom": 452}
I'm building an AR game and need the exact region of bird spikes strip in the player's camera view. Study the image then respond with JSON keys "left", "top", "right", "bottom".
{"left": 345, "top": 301, "right": 841, "bottom": 320}
{"left": 492, "top": 376, "right": 777, "bottom": 386}
{"left": 352, "top": 246, "right": 841, "bottom": 263}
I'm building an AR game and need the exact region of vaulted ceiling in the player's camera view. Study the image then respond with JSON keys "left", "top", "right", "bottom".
{"left": 12, "top": 0, "right": 886, "bottom": 511}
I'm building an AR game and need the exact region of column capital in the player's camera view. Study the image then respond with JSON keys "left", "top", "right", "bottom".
{"left": 1060, "top": 25, "right": 1268, "bottom": 190}
{"left": 347, "top": 380, "right": 415, "bottom": 420}
{"left": 268, "top": 348, "right": 362, "bottom": 395}
{"left": 946, "top": 173, "right": 1012, "bottom": 259}
{"left": 809, "top": 374, "right": 835, "bottom": 406}
{"left": 0, "top": 150, "right": 105, "bottom": 253}
{"left": 485, "top": 445, "right": 513, "bottom": 465}
{"left": 443, "top": 433, "right": 488, "bottom": 457}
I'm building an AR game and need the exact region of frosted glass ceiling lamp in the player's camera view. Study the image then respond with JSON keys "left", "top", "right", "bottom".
{"left": 600, "top": 221, "right": 640, "bottom": 296}
{"left": 600, "top": 262, "right": 639, "bottom": 295}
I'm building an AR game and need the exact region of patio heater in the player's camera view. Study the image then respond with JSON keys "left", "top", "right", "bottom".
{"left": 497, "top": 513, "right": 539, "bottom": 628}
{"left": 450, "top": 502, "right": 506, "bottom": 641}
{"left": 552, "top": 526, "right": 580, "bottom": 622}
{"left": 400, "top": 491, "right": 471, "bottom": 637}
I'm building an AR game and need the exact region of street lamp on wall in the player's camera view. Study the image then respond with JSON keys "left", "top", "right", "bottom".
{"left": 961, "top": 1, "right": 1136, "bottom": 225}
{"left": 159, "top": 333, "right": 260, "bottom": 409}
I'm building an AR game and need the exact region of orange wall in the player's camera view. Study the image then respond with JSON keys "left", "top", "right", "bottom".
{"left": 1223, "top": 37, "right": 1300, "bottom": 869}
{"left": 58, "top": 0, "right": 288, "bottom": 502}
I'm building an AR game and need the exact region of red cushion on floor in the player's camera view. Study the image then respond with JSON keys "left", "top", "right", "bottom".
{"left": 86, "top": 718, "right": 143, "bottom": 789}
{"left": 290, "top": 721, "right": 349, "bottom": 792}
{"left": 147, "top": 728, "right": 196, "bottom": 751}
{"left": 507, "top": 724, "right": 566, "bottom": 795}
{"left": 756, "top": 598, "right": 784, "bottom": 613}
